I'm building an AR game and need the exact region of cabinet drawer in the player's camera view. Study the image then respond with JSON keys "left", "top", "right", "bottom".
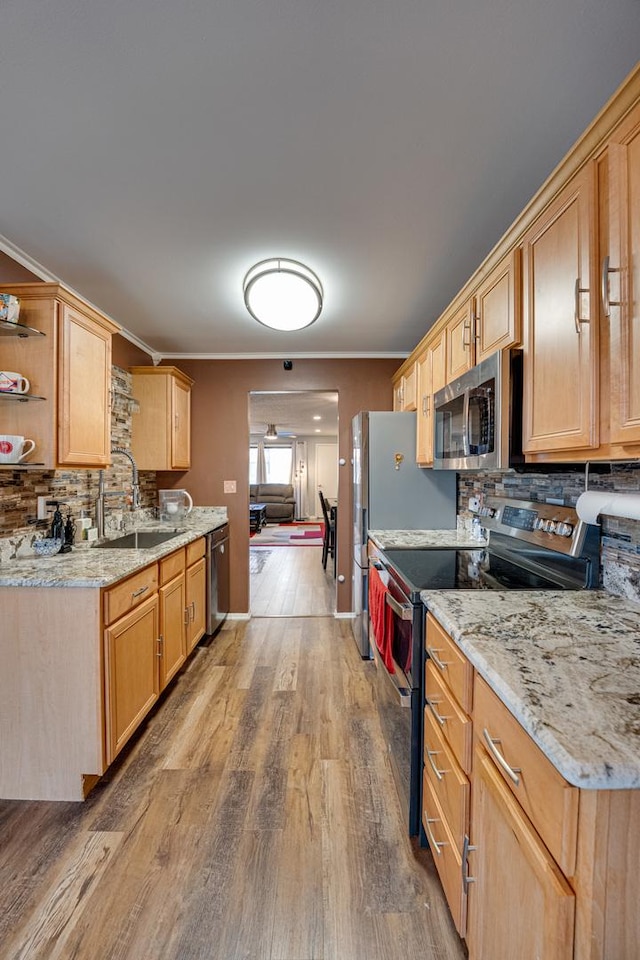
{"left": 426, "top": 613, "right": 473, "bottom": 713}
{"left": 474, "top": 674, "right": 578, "bottom": 877}
{"left": 424, "top": 704, "right": 470, "bottom": 855}
{"left": 186, "top": 537, "right": 205, "bottom": 566}
{"left": 426, "top": 661, "right": 473, "bottom": 775}
{"left": 422, "top": 772, "right": 466, "bottom": 937}
{"left": 103, "top": 564, "right": 159, "bottom": 626}
{"left": 159, "top": 547, "right": 185, "bottom": 585}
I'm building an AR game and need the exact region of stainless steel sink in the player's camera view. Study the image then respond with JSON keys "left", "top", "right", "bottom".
{"left": 93, "top": 530, "right": 185, "bottom": 549}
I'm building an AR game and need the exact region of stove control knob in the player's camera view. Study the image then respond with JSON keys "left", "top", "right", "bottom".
{"left": 555, "top": 522, "right": 573, "bottom": 537}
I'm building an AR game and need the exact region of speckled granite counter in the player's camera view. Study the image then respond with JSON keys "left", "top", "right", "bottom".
{"left": 0, "top": 507, "right": 227, "bottom": 588}
{"left": 421, "top": 589, "right": 640, "bottom": 790}
{"left": 369, "top": 529, "right": 487, "bottom": 550}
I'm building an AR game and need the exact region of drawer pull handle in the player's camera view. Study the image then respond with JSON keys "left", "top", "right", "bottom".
{"left": 426, "top": 697, "right": 447, "bottom": 727}
{"left": 184, "top": 607, "right": 190, "bottom": 625}
{"left": 483, "top": 727, "right": 521, "bottom": 786}
{"left": 462, "top": 834, "right": 477, "bottom": 894}
{"left": 157, "top": 635, "right": 163, "bottom": 658}
{"left": 131, "top": 585, "right": 149, "bottom": 599}
{"left": 424, "top": 815, "right": 447, "bottom": 856}
{"left": 427, "top": 646, "right": 450, "bottom": 671}
{"left": 190, "top": 601, "right": 196, "bottom": 622}
{"left": 426, "top": 748, "right": 445, "bottom": 781}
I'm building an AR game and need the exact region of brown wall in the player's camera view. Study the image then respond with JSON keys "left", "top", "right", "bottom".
{"left": 0, "top": 251, "right": 41, "bottom": 283}
{"left": 112, "top": 333, "right": 153, "bottom": 368}
{"left": 158, "top": 358, "right": 399, "bottom": 614}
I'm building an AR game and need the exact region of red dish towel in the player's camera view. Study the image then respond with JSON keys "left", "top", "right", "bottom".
{"left": 369, "top": 566, "right": 395, "bottom": 673}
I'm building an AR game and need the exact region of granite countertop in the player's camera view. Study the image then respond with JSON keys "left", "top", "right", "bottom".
{"left": 369, "top": 529, "right": 488, "bottom": 550}
{"left": 421, "top": 589, "right": 640, "bottom": 790}
{"left": 0, "top": 507, "right": 228, "bottom": 588}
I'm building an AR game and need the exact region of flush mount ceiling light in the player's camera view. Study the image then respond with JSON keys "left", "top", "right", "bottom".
{"left": 243, "top": 258, "right": 323, "bottom": 331}
{"left": 264, "top": 423, "right": 278, "bottom": 439}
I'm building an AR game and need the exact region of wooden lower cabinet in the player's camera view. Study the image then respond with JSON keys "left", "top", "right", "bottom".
{"left": 186, "top": 556, "right": 207, "bottom": 651}
{"left": 466, "top": 748, "right": 575, "bottom": 960}
{"left": 104, "top": 593, "right": 160, "bottom": 764}
{"left": 159, "top": 572, "right": 187, "bottom": 689}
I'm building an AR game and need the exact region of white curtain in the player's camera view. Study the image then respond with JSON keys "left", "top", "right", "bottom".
{"left": 293, "top": 440, "right": 308, "bottom": 519}
{"left": 256, "top": 441, "right": 267, "bottom": 484}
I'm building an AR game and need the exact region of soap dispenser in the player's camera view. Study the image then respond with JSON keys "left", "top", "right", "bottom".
{"left": 49, "top": 502, "right": 64, "bottom": 543}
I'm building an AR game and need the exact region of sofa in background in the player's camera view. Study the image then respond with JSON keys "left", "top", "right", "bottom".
{"left": 249, "top": 483, "right": 296, "bottom": 522}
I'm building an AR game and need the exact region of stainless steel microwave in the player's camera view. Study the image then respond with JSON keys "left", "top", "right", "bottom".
{"left": 433, "top": 350, "right": 522, "bottom": 471}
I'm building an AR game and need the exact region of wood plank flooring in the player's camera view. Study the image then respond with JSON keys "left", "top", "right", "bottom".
{"left": 250, "top": 544, "right": 335, "bottom": 617}
{"left": 0, "top": 553, "right": 466, "bottom": 960}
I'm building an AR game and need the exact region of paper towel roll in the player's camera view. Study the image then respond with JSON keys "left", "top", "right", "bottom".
{"left": 576, "top": 491, "right": 640, "bottom": 524}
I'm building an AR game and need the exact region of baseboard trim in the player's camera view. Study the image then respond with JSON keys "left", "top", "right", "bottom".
{"left": 334, "top": 612, "right": 356, "bottom": 620}
{"left": 226, "top": 612, "right": 251, "bottom": 621}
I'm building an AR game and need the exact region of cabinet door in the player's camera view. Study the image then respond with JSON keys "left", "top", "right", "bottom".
{"left": 467, "top": 749, "right": 575, "bottom": 960}
{"left": 416, "top": 335, "right": 445, "bottom": 465}
{"left": 186, "top": 557, "right": 206, "bottom": 652}
{"left": 522, "top": 164, "right": 598, "bottom": 454}
{"left": 159, "top": 573, "right": 186, "bottom": 689}
{"left": 475, "top": 249, "right": 521, "bottom": 363}
{"left": 104, "top": 593, "right": 160, "bottom": 764}
{"left": 446, "top": 300, "right": 475, "bottom": 383}
{"left": 58, "top": 303, "right": 112, "bottom": 466}
{"left": 171, "top": 375, "right": 191, "bottom": 468}
{"left": 607, "top": 103, "right": 640, "bottom": 445}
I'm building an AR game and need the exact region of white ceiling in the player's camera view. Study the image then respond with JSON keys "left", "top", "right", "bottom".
{"left": 249, "top": 391, "right": 338, "bottom": 438}
{"left": 1, "top": 1, "right": 639, "bottom": 359}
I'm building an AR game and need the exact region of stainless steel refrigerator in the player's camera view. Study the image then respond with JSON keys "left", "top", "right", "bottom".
{"left": 351, "top": 411, "right": 457, "bottom": 657}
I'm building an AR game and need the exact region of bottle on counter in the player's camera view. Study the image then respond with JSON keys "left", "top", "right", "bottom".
{"left": 50, "top": 502, "right": 64, "bottom": 542}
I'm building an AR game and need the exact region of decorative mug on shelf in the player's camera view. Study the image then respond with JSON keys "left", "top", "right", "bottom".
{"left": 0, "top": 370, "right": 30, "bottom": 394}
{"left": 0, "top": 435, "right": 36, "bottom": 464}
{"left": 0, "top": 294, "right": 20, "bottom": 324}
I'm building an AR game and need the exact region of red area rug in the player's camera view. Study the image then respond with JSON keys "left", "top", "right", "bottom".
{"left": 250, "top": 522, "right": 325, "bottom": 546}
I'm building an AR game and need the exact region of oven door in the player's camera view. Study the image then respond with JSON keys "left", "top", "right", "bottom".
{"left": 369, "top": 565, "right": 423, "bottom": 835}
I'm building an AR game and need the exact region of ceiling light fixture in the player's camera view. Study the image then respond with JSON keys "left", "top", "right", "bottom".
{"left": 264, "top": 423, "right": 278, "bottom": 439}
{"left": 243, "top": 258, "right": 323, "bottom": 331}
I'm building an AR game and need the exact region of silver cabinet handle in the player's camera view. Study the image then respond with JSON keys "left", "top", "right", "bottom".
{"left": 462, "top": 834, "right": 477, "bottom": 894}
{"left": 426, "top": 696, "right": 447, "bottom": 727}
{"left": 601, "top": 255, "right": 621, "bottom": 317}
{"left": 426, "top": 748, "right": 445, "bottom": 781}
{"left": 131, "top": 585, "right": 149, "bottom": 599}
{"left": 190, "top": 601, "right": 196, "bottom": 622}
{"left": 427, "top": 646, "right": 451, "bottom": 672}
{"left": 424, "top": 813, "right": 448, "bottom": 856}
{"left": 156, "top": 635, "right": 163, "bottom": 659}
{"left": 574, "top": 278, "right": 590, "bottom": 334}
{"left": 483, "top": 727, "right": 521, "bottom": 785}
{"left": 184, "top": 607, "right": 190, "bottom": 626}
{"left": 462, "top": 318, "right": 472, "bottom": 349}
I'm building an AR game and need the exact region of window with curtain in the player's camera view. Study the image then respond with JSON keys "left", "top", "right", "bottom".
{"left": 249, "top": 444, "right": 293, "bottom": 484}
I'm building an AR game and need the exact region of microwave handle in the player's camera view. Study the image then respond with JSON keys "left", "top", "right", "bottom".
{"left": 462, "top": 389, "right": 471, "bottom": 457}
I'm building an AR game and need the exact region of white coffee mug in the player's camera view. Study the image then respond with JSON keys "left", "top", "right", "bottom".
{"left": 0, "top": 371, "right": 30, "bottom": 394}
{"left": 0, "top": 435, "right": 36, "bottom": 463}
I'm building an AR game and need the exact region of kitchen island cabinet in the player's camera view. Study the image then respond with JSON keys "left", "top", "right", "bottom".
{"left": 0, "top": 509, "right": 226, "bottom": 801}
{"left": 420, "top": 592, "right": 640, "bottom": 960}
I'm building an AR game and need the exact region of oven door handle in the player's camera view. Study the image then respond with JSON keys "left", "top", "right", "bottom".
{"left": 462, "top": 388, "right": 471, "bottom": 458}
{"left": 384, "top": 592, "right": 413, "bottom": 620}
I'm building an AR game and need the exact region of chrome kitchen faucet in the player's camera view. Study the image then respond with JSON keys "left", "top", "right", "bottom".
{"left": 95, "top": 447, "right": 141, "bottom": 539}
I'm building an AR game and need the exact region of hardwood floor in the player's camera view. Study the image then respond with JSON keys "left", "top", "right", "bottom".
{"left": 0, "top": 554, "right": 466, "bottom": 960}
{"left": 250, "top": 544, "right": 335, "bottom": 617}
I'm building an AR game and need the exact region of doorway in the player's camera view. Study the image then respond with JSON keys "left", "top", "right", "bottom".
{"left": 248, "top": 390, "right": 338, "bottom": 616}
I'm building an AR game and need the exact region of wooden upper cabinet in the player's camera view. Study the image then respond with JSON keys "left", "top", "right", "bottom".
{"left": 416, "top": 333, "right": 445, "bottom": 465}
{"left": 606, "top": 101, "right": 640, "bottom": 447}
{"left": 0, "top": 283, "right": 119, "bottom": 468}
{"left": 522, "top": 163, "right": 599, "bottom": 454}
{"left": 393, "top": 362, "right": 418, "bottom": 411}
{"left": 445, "top": 299, "right": 475, "bottom": 383}
{"left": 475, "top": 249, "right": 521, "bottom": 363}
{"left": 130, "top": 366, "right": 194, "bottom": 470}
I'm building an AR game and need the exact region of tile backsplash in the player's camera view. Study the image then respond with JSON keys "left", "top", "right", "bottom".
{"left": 0, "top": 366, "right": 158, "bottom": 558}
{"left": 459, "top": 464, "right": 640, "bottom": 602}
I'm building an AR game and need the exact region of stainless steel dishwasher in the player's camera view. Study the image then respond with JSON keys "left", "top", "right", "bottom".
{"left": 206, "top": 523, "right": 229, "bottom": 636}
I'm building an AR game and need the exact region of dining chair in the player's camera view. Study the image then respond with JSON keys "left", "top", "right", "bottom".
{"left": 318, "top": 490, "right": 335, "bottom": 574}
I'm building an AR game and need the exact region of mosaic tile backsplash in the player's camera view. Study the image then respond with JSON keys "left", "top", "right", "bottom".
{"left": 458, "top": 464, "right": 640, "bottom": 602}
{"left": 0, "top": 367, "right": 158, "bottom": 558}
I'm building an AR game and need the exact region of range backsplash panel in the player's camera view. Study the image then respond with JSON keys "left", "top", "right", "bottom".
{"left": 458, "top": 464, "right": 640, "bottom": 603}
